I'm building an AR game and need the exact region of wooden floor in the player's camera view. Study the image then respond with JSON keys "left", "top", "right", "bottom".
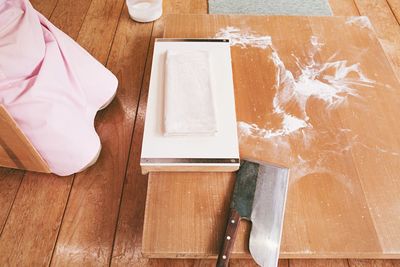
{"left": 0, "top": 0, "right": 399, "bottom": 266}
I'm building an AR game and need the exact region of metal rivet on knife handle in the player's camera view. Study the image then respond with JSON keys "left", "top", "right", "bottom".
{"left": 216, "top": 208, "right": 241, "bottom": 267}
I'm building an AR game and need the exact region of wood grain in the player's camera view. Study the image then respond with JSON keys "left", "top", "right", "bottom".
{"left": 328, "top": 0, "right": 359, "bottom": 16}
{"left": 50, "top": 0, "right": 93, "bottom": 40}
{"left": 349, "top": 259, "right": 400, "bottom": 267}
{"left": 350, "top": 0, "right": 400, "bottom": 255}
{"left": 143, "top": 172, "right": 238, "bottom": 258}
{"left": 291, "top": 259, "right": 349, "bottom": 267}
{"left": 354, "top": 0, "right": 400, "bottom": 81}
{"left": 386, "top": 0, "right": 400, "bottom": 25}
{"left": 0, "top": 169, "right": 23, "bottom": 234}
{"left": 29, "top": 0, "right": 58, "bottom": 17}
{"left": 216, "top": 209, "right": 241, "bottom": 266}
{"left": 230, "top": 259, "right": 289, "bottom": 267}
{"left": 0, "top": 173, "right": 72, "bottom": 266}
{"left": 351, "top": 259, "right": 400, "bottom": 267}
{"left": 143, "top": 14, "right": 400, "bottom": 259}
{"left": 75, "top": 0, "right": 125, "bottom": 65}
{"left": 0, "top": 105, "right": 50, "bottom": 173}
{"left": 109, "top": 16, "right": 161, "bottom": 267}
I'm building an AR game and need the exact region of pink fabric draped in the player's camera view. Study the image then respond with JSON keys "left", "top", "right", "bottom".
{"left": 0, "top": 0, "right": 118, "bottom": 176}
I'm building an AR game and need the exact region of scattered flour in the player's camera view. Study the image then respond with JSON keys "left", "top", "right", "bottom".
{"left": 345, "top": 16, "right": 373, "bottom": 30}
{"left": 310, "top": 36, "right": 323, "bottom": 48}
{"left": 215, "top": 26, "right": 396, "bottom": 181}
{"left": 237, "top": 117, "right": 307, "bottom": 139}
{"left": 274, "top": 35, "right": 375, "bottom": 120}
{"left": 280, "top": 54, "right": 375, "bottom": 114}
{"left": 215, "top": 27, "right": 376, "bottom": 137}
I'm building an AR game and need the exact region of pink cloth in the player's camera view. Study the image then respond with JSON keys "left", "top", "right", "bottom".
{"left": 0, "top": 0, "right": 118, "bottom": 176}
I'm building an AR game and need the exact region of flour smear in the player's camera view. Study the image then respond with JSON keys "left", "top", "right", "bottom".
{"left": 214, "top": 26, "right": 398, "bottom": 181}
{"left": 215, "top": 26, "right": 375, "bottom": 138}
{"left": 345, "top": 16, "right": 373, "bottom": 30}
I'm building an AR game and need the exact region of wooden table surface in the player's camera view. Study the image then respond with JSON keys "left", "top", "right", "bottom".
{"left": 143, "top": 14, "right": 400, "bottom": 259}
{"left": 1, "top": 0, "right": 400, "bottom": 266}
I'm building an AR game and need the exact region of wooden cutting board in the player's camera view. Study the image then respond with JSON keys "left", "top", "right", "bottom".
{"left": 142, "top": 14, "right": 400, "bottom": 258}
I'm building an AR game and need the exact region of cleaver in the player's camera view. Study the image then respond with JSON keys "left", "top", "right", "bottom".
{"left": 216, "top": 160, "right": 289, "bottom": 267}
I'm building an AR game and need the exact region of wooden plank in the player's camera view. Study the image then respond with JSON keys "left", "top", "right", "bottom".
{"left": 109, "top": 18, "right": 160, "bottom": 267}
{"left": 348, "top": 0, "right": 400, "bottom": 256}
{"left": 30, "top": 0, "right": 58, "bottom": 17}
{"left": 49, "top": 2, "right": 151, "bottom": 266}
{"left": 278, "top": 3, "right": 400, "bottom": 259}
{"left": 349, "top": 259, "right": 400, "bottom": 267}
{"left": 328, "top": 0, "right": 359, "bottom": 16}
{"left": 50, "top": 0, "right": 93, "bottom": 40}
{"left": 0, "top": 173, "right": 72, "bottom": 266}
{"left": 231, "top": 259, "right": 289, "bottom": 267}
{"left": 291, "top": 259, "right": 349, "bottom": 267}
{"left": 284, "top": 14, "right": 392, "bottom": 257}
{"left": 0, "top": 169, "right": 23, "bottom": 234}
{"left": 354, "top": 0, "right": 400, "bottom": 81}
{"left": 387, "top": 0, "right": 400, "bottom": 24}
{"left": 0, "top": 105, "right": 50, "bottom": 173}
{"left": 142, "top": 14, "right": 400, "bottom": 258}
{"left": 143, "top": 172, "right": 237, "bottom": 258}
{"left": 75, "top": 0, "right": 125, "bottom": 65}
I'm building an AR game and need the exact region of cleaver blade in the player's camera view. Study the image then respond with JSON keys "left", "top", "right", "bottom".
{"left": 216, "top": 160, "right": 289, "bottom": 267}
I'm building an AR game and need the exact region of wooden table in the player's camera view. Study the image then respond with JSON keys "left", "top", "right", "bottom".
{"left": 2, "top": 0, "right": 400, "bottom": 266}
{"left": 142, "top": 14, "right": 400, "bottom": 259}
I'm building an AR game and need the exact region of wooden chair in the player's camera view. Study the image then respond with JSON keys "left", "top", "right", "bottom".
{"left": 0, "top": 105, "right": 50, "bottom": 173}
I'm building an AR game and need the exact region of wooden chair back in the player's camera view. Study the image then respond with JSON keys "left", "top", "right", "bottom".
{"left": 0, "top": 105, "right": 50, "bottom": 173}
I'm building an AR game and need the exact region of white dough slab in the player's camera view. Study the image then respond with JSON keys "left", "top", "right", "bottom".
{"left": 140, "top": 39, "right": 239, "bottom": 174}
{"left": 164, "top": 50, "right": 217, "bottom": 136}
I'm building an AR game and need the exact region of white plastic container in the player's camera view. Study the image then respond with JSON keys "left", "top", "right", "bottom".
{"left": 126, "top": 0, "right": 162, "bottom": 23}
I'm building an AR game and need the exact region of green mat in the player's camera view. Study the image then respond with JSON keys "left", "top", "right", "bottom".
{"left": 208, "top": 0, "right": 332, "bottom": 16}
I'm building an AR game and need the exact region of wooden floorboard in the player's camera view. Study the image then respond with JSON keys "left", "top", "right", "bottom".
{"left": 348, "top": 259, "right": 400, "bottom": 267}
{"left": 49, "top": 0, "right": 93, "bottom": 40}
{"left": 0, "top": 173, "right": 72, "bottom": 266}
{"left": 0, "top": 169, "right": 23, "bottom": 234}
{"left": 107, "top": 13, "right": 155, "bottom": 267}
{"left": 354, "top": 0, "right": 400, "bottom": 82}
{"left": 29, "top": 0, "right": 58, "bottom": 17}
{"left": 1, "top": 0, "right": 400, "bottom": 266}
{"left": 75, "top": 0, "right": 125, "bottom": 65}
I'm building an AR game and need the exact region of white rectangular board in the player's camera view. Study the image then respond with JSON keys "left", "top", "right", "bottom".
{"left": 140, "top": 39, "right": 240, "bottom": 174}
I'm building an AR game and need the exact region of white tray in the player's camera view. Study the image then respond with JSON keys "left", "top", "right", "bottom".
{"left": 140, "top": 38, "right": 239, "bottom": 174}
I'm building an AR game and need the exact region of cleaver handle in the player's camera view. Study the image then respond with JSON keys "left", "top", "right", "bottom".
{"left": 216, "top": 208, "right": 241, "bottom": 267}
